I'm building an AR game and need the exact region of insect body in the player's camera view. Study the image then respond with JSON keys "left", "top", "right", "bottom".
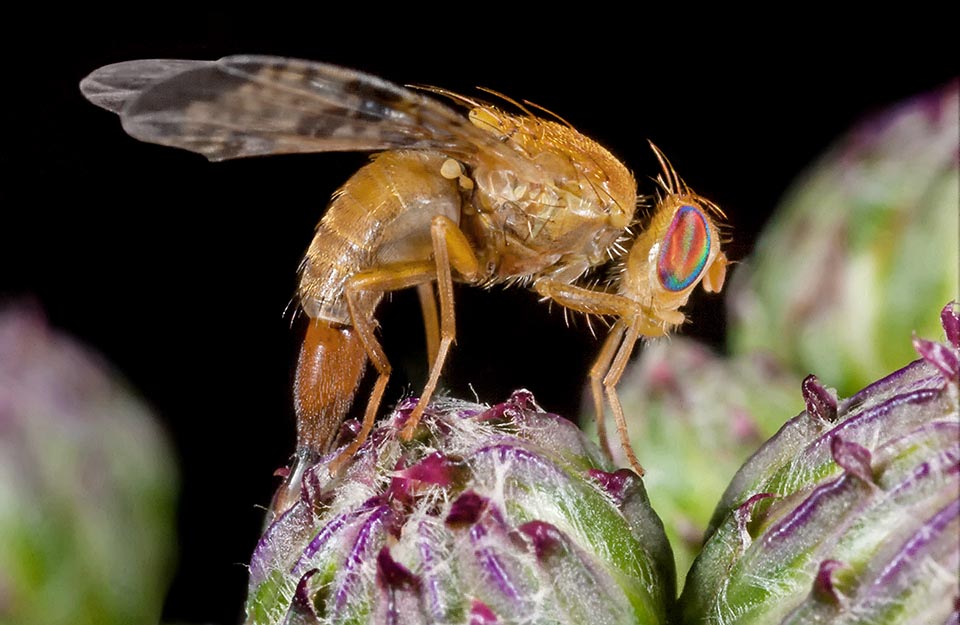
{"left": 80, "top": 56, "right": 728, "bottom": 488}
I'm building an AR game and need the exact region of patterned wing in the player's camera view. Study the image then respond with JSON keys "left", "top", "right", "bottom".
{"left": 80, "top": 55, "right": 525, "bottom": 164}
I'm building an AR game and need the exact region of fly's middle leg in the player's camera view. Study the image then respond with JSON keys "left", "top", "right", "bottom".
{"left": 417, "top": 282, "right": 440, "bottom": 371}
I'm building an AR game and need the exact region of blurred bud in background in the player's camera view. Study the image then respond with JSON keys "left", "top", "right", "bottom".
{"left": 728, "top": 80, "right": 959, "bottom": 396}
{"left": 0, "top": 305, "right": 177, "bottom": 625}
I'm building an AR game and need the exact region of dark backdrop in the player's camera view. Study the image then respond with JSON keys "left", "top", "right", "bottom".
{"left": 4, "top": 9, "right": 955, "bottom": 624}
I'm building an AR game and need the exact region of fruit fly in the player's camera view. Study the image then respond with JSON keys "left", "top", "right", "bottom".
{"left": 80, "top": 56, "right": 728, "bottom": 486}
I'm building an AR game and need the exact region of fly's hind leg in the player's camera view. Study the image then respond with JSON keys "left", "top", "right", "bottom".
{"left": 400, "top": 215, "right": 480, "bottom": 440}
{"left": 328, "top": 260, "right": 438, "bottom": 474}
{"left": 327, "top": 213, "right": 480, "bottom": 470}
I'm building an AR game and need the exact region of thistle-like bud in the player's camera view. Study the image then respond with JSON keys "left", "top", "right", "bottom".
{"left": 680, "top": 302, "right": 960, "bottom": 624}
{"left": 245, "top": 391, "right": 675, "bottom": 625}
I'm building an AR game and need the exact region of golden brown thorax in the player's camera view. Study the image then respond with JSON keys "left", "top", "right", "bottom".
{"left": 298, "top": 107, "right": 639, "bottom": 324}
{"left": 461, "top": 107, "right": 637, "bottom": 284}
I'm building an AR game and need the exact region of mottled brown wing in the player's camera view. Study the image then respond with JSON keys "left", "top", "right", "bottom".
{"left": 79, "top": 55, "right": 527, "bottom": 165}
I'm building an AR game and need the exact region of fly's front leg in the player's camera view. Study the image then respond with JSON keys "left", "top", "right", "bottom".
{"left": 601, "top": 321, "right": 644, "bottom": 476}
{"left": 533, "top": 279, "right": 632, "bottom": 468}
{"left": 401, "top": 215, "right": 481, "bottom": 440}
{"left": 534, "top": 279, "right": 667, "bottom": 476}
{"left": 589, "top": 322, "right": 626, "bottom": 460}
{"left": 328, "top": 261, "right": 437, "bottom": 474}
{"left": 597, "top": 310, "right": 674, "bottom": 477}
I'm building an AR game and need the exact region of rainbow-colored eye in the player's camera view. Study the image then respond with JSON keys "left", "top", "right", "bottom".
{"left": 657, "top": 205, "right": 711, "bottom": 292}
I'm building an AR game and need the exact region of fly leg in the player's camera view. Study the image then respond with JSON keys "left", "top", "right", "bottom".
{"left": 534, "top": 279, "right": 669, "bottom": 476}
{"left": 600, "top": 320, "right": 644, "bottom": 476}
{"left": 588, "top": 322, "right": 626, "bottom": 460}
{"left": 328, "top": 212, "right": 481, "bottom": 470}
{"left": 400, "top": 215, "right": 480, "bottom": 439}
{"left": 417, "top": 282, "right": 440, "bottom": 371}
{"left": 328, "top": 260, "right": 438, "bottom": 474}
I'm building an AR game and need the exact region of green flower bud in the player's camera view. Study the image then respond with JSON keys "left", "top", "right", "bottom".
{"left": 681, "top": 303, "right": 959, "bottom": 625}
{"left": 245, "top": 391, "right": 675, "bottom": 625}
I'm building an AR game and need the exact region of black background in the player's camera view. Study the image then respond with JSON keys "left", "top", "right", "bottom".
{"left": 4, "top": 9, "right": 956, "bottom": 624}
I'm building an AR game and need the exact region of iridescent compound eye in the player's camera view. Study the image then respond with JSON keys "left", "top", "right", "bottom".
{"left": 657, "top": 205, "right": 711, "bottom": 292}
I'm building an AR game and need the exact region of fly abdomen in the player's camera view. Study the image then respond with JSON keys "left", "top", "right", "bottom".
{"left": 298, "top": 150, "right": 463, "bottom": 324}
